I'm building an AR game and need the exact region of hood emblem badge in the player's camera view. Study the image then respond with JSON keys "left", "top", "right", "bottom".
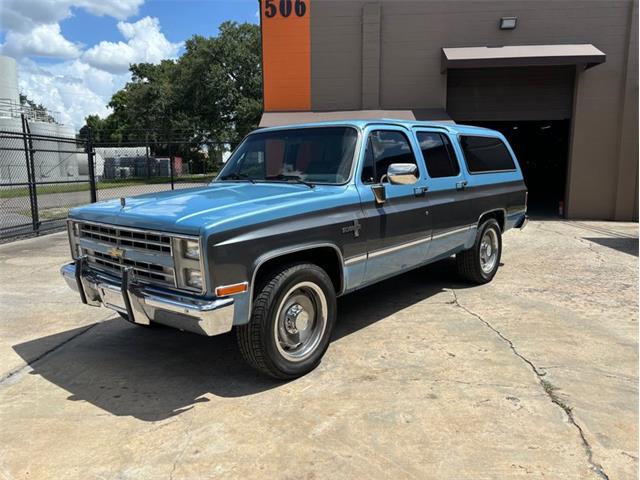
{"left": 120, "top": 197, "right": 126, "bottom": 208}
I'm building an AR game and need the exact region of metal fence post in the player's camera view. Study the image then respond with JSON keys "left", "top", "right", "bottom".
{"left": 169, "top": 154, "right": 175, "bottom": 190}
{"left": 86, "top": 128, "right": 97, "bottom": 203}
{"left": 21, "top": 114, "right": 39, "bottom": 233}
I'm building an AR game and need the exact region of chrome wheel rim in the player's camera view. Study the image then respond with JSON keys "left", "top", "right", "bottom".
{"left": 274, "top": 281, "right": 328, "bottom": 362}
{"left": 479, "top": 228, "right": 499, "bottom": 274}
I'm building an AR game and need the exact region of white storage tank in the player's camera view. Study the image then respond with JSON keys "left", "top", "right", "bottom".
{"left": 0, "top": 56, "right": 19, "bottom": 105}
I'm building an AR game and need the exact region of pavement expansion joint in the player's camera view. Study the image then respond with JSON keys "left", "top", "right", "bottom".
{"left": 448, "top": 288, "right": 610, "bottom": 480}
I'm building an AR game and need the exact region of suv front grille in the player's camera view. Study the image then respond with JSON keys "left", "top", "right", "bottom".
{"left": 80, "top": 223, "right": 172, "bottom": 254}
{"left": 76, "top": 222, "right": 176, "bottom": 288}
{"left": 88, "top": 249, "right": 175, "bottom": 285}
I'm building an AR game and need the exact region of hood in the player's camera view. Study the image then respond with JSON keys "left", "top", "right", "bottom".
{"left": 69, "top": 182, "right": 352, "bottom": 235}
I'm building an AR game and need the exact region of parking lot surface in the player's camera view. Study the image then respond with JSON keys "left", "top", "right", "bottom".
{"left": 0, "top": 220, "right": 637, "bottom": 479}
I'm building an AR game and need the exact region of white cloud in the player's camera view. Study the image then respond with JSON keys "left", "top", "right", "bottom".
{"left": 1, "top": 24, "right": 81, "bottom": 59}
{"left": 1, "top": 1, "right": 181, "bottom": 131}
{"left": 83, "top": 17, "right": 182, "bottom": 74}
{"left": 74, "top": 0, "right": 145, "bottom": 20}
{"left": 0, "top": 0, "right": 144, "bottom": 32}
{"left": 16, "top": 58, "right": 125, "bottom": 130}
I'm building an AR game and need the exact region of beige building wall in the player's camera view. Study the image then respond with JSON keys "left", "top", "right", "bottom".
{"left": 310, "top": 0, "right": 638, "bottom": 220}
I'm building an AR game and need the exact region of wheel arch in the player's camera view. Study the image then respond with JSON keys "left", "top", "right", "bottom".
{"left": 250, "top": 243, "right": 345, "bottom": 302}
{"left": 477, "top": 208, "right": 506, "bottom": 232}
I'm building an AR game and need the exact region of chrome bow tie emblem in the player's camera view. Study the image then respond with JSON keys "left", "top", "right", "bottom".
{"left": 108, "top": 247, "right": 125, "bottom": 259}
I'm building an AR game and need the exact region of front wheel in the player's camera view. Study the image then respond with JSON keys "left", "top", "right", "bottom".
{"left": 456, "top": 218, "right": 502, "bottom": 284}
{"left": 237, "top": 263, "right": 336, "bottom": 379}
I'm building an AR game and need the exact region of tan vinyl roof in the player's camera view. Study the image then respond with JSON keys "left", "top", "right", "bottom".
{"left": 259, "top": 109, "right": 453, "bottom": 127}
{"left": 441, "top": 44, "right": 606, "bottom": 72}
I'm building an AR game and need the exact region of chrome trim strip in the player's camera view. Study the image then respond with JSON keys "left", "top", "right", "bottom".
{"left": 344, "top": 253, "right": 367, "bottom": 265}
{"left": 68, "top": 218, "right": 198, "bottom": 241}
{"left": 369, "top": 236, "right": 431, "bottom": 258}
{"left": 431, "top": 224, "right": 476, "bottom": 240}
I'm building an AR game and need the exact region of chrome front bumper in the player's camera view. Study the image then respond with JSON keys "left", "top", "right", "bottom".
{"left": 61, "top": 260, "right": 234, "bottom": 336}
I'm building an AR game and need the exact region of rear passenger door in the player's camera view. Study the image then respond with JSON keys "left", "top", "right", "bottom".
{"left": 414, "top": 129, "right": 475, "bottom": 260}
{"left": 357, "top": 127, "right": 432, "bottom": 283}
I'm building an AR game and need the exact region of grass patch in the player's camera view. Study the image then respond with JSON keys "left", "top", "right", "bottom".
{"left": 18, "top": 207, "right": 72, "bottom": 221}
{"left": 541, "top": 379, "right": 571, "bottom": 412}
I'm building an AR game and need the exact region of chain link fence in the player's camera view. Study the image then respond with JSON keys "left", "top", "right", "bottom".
{"left": 0, "top": 118, "right": 222, "bottom": 242}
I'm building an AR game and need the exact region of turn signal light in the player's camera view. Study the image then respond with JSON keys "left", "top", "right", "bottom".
{"left": 215, "top": 282, "right": 248, "bottom": 297}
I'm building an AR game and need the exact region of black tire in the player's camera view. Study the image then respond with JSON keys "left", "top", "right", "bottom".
{"left": 236, "top": 263, "right": 337, "bottom": 380}
{"left": 456, "top": 218, "right": 502, "bottom": 284}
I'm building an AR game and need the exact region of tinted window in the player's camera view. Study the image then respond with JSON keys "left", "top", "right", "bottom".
{"left": 417, "top": 132, "right": 460, "bottom": 178}
{"left": 460, "top": 135, "right": 516, "bottom": 173}
{"left": 218, "top": 127, "right": 358, "bottom": 184}
{"left": 362, "top": 130, "right": 418, "bottom": 183}
{"left": 361, "top": 139, "right": 375, "bottom": 183}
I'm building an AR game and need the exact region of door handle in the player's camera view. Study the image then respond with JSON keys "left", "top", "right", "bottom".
{"left": 413, "top": 186, "right": 429, "bottom": 196}
{"left": 456, "top": 180, "right": 468, "bottom": 191}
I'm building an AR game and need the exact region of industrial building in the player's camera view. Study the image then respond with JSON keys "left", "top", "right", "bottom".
{"left": 0, "top": 55, "right": 86, "bottom": 184}
{"left": 259, "top": 0, "right": 638, "bottom": 220}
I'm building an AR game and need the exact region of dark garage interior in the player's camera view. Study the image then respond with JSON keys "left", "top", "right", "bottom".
{"left": 462, "top": 120, "right": 571, "bottom": 217}
{"left": 446, "top": 66, "right": 576, "bottom": 218}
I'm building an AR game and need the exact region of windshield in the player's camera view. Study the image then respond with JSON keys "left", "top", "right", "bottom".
{"left": 216, "top": 127, "right": 358, "bottom": 185}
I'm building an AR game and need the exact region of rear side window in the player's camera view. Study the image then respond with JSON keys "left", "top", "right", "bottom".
{"left": 417, "top": 132, "right": 460, "bottom": 178}
{"left": 361, "top": 130, "right": 418, "bottom": 183}
{"left": 460, "top": 135, "right": 516, "bottom": 173}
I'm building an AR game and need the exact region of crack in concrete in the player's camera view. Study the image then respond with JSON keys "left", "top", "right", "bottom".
{"left": 0, "top": 321, "right": 102, "bottom": 387}
{"left": 448, "top": 288, "right": 610, "bottom": 480}
{"left": 169, "top": 414, "right": 195, "bottom": 480}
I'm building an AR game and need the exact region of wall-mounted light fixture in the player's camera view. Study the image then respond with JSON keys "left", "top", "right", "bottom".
{"left": 500, "top": 17, "right": 517, "bottom": 30}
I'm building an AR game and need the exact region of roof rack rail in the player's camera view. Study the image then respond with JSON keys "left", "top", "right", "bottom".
{"left": 366, "top": 119, "right": 454, "bottom": 132}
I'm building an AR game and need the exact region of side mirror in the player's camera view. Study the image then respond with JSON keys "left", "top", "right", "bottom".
{"left": 371, "top": 184, "right": 386, "bottom": 205}
{"left": 387, "top": 163, "right": 418, "bottom": 185}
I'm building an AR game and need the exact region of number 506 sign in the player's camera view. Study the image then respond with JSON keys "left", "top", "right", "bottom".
{"left": 264, "top": 0, "right": 307, "bottom": 18}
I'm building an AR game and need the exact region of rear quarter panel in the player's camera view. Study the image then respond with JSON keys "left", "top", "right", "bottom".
{"left": 451, "top": 128, "right": 527, "bottom": 238}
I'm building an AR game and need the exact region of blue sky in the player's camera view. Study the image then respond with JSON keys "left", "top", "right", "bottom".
{"left": 61, "top": 1, "right": 258, "bottom": 49}
{"left": 0, "top": 0, "right": 259, "bottom": 129}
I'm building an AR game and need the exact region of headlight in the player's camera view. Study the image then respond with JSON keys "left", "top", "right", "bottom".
{"left": 184, "top": 269, "right": 203, "bottom": 289}
{"left": 182, "top": 239, "right": 200, "bottom": 260}
{"left": 171, "top": 236, "right": 205, "bottom": 292}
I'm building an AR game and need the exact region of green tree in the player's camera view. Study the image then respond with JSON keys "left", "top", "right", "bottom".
{"left": 81, "top": 21, "right": 262, "bottom": 165}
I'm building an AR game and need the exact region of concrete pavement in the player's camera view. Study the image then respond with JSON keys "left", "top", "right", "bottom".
{"left": 0, "top": 220, "right": 637, "bottom": 479}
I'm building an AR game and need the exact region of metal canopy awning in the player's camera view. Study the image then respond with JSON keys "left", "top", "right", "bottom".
{"left": 441, "top": 44, "right": 606, "bottom": 72}
{"left": 259, "top": 109, "right": 453, "bottom": 127}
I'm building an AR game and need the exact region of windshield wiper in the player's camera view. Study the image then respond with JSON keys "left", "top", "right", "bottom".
{"left": 219, "top": 172, "right": 256, "bottom": 184}
{"left": 266, "top": 174, "right": 315, "bottom": 189}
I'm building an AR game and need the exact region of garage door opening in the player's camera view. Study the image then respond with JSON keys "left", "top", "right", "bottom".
{"left": 460, "top": 120, "right": 570, "bottom": 217}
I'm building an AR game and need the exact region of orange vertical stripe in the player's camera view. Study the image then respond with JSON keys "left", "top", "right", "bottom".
{"left": 261, "top": 0, "right": 311, "bottom": 111}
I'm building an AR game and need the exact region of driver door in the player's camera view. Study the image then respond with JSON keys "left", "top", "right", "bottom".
{"left": 356, "top": 127, "right": 433, "bottom": 284}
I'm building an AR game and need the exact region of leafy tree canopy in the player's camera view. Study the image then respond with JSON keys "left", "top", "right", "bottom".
{"left": 80, "top": 21, "right": 262, "bottom": 157}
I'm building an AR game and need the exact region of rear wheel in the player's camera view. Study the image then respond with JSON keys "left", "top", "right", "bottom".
{"left": 456, "top": 218, "right": 502, "bottom": 284}
{"left": 237, "top": 263, "right": 336, "bottom": 379}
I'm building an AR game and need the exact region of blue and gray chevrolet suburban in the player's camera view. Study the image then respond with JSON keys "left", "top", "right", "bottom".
{"left": 62, "top": 120, "right": 527, "bottom": 379}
